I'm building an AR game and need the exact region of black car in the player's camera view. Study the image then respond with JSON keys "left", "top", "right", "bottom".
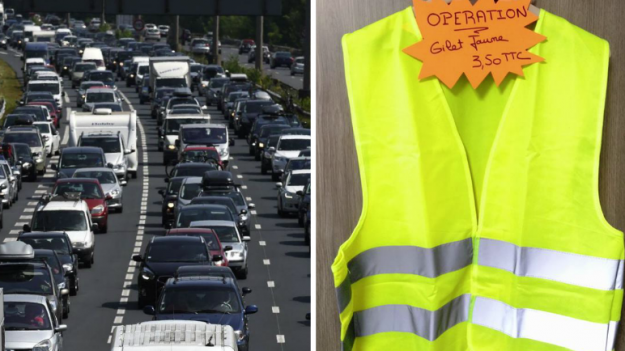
{"left": 13, "top": 106, "right": 47, "bottom": 122}
{"left": 270, "top": 51, "right": 294, "bottom": 69}
{"left": 61, "top": 56, "right": 81, "bottom": 77}
{"left": 247, "top": 116, "right": 292, "bottom": 154}
{"left": 133, "top": 236, "right": 218, "bottom": 307}
{"left": 144, "top": 270, "right": 257, "bottom": 351}
{"left": 190, "top": 196, "right": 250, "bottom": 236}
{"left": 53, "top": 146, "right": 107, "bottom": 179}
{"left": 166, "top": 163, "right": 219, "bottom": 181}
{"left": 114, "top": 51, "right": 135, "bottom": 76}
{"left": 174, "top": 204, "right": 237, "bottom": 229}
{"left": 234, "top": 100, "right": 276, "bottom": 138}
{"left": 4, "top": 142, "right": 37, "bottom": 181}
{"left": 158, "top": 176, "right": 185, "bottom": 227}
{"left": 34, "top": 249, "right": 70, "bottom": 318}
{"left": 253, "top": 124, "right": 291, "bottom": 160}
{"left": 83, "top": 70, "right": 116, "bottom": 88}
{"left": 17, "top": 231, "right": 79, "bottom": 295}
{"left": 297, "top": 181, "right": 311, "bottom": 230}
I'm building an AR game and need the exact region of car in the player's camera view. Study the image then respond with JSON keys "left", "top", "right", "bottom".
{"left": 60, "top": 56, "right": 81, "bottom": 78}
{"left": 174, "top": 204, "right": 237, "bottom": 229}
{"left": 253, "top": 124, "right": 291, "bottom": 160}
{"left": 166, "top": 162, "right": 219, "bottom": 181}
{"left": 271, "top": 135, "right": 311, "bottom": 181}
{"left": 3, "top": 125, "right": 46, "bottom": 175}
{"left": 133, "top": 63, "right": 149, "bottom": 91}
{"left": 160, "top": 95, "right": 201, "bottom": 124}
{"left": 234, "top": 100, "right": 276, "bottom": 138}
{"left": 176, "top": 124, "right": 233, "bottom": 167}
{"left": 188, "top": 220, "right": 250, "bottom": 278}
{"left": 6, "top": 143, "right": 37, "bottom": 181}
{"left": 238, "top": 39, "right": 255, "bottom": 54}
{"left": 45, "top": 178, "right": 110, "bottom": 233}
{"left": 53, "top": 146, "right": 107, "bottom": 179}
{"left": 198, "top": 65, "right": 226, "bottom": 96}
{"left": 281, "top": 156, "right": 311, "bottom": 184}
{"left": 138, "top": 75, "right": 150, "bottom": 104}
{"left": 158, "top": 114, "right": 211, "bottom": 163}
{"left": 190, "top": 38, "right": 211, "bottom": 55}
{"left": 297, "top": 181, "right": 311, "bottom": 230}
{"left": 4, "top": 294, "right": 67, "bottom": 351}
{"left": 291, "top": 56, "right": 305, "bottom": 75}
{"left": 27, "top": 101, "right": 60, "bottom": 128}
{"left": 260, "top": 134, "right": 281, "bottom": 175}
{"left": 82, "top": 88, "right": 122, "bottom": 112}
{"left": 145, "top": 28, "right": 161, "bottom": 41}
{"left": 189, "top": 63, "right": 203, "bottom": 91}
{"left": 83, "top": 69, "right": 116, "bottom": 89}
{"left": 143, "top": 273, "right": 257, "bottom": 351}
{"left": 13, "top": 105, "right": 51, "bottom": 123}
{"left": 33, "top": 249, "right": 71, "bottom": 318}
{"left": 169, "top": 104, "right": 203, "bottom": 115}
{"left": 165, "top": 228, "right": 230, "bottom": 267}
{"left": 25, "top": 195, "right": 97, "bottom": 267}
{"left": 158, "top": 176, "right": 185, "bottom": 228}
{"left": 190, "top": 196, "right": 249, "bottom": 236}
{"left": 174, "top": 177, "right": 203, "bottom": 215}
{"left": 158, "top": 25, "right": 170, "bottom": 37}
{"left": 132, "top": 236, "right": 217, "bottom": 307}
{"left": 247, "top": 45, "right": 269, "bottom": 63}
{"left": 219, "top": 82, "right": 253, "bottom": 112}
{"left": 270, "top": 51, "right": 294, "bottom": 69}
{"left": 224, "top": 91, "right": 250, "bottom": 122}
{"left": 83, "top": 102, "right": 124, "bottom": 113}
{"left": 77, "top": 132, "right": 131, "bottom": 182}
{"left": 277, "top": 169, "right": 310, "bottom": 217}
{"left": 178, "top": 146, "right": 223, "bottom": 169}
{"left": 17, "top": 231, "right": 80, "bottom": 295}
{"left": 33, "top": 121, "right": 60, "bottom": 157}
{"left": 247, "top": 113, "right": 295, "bottom": 154}
{"left": 151, "top": 87, "right": 175, "bottom": 118}
{"left": 0, "top": 160, "right": 15, "bottom": 209}
{"left": 202, "top": 77, "right": 229, "bottom": 105}
{"left": 70, "top": 61, "right": 97, "bottom": 88}
{"left": 0, "top": 241, "right": 66, "bottom": 323}
{"left": 26, "top": 80, "right": 64, "bottom": 109}
{"left": 73, "top": 167, "right": 124, "bottom": 212}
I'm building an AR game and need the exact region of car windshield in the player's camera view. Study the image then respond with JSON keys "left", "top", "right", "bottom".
{"left": 74, "top": 64, "right": 96, "bottom": 72}
{"left": 191, "top": 199, "right": 236, "bottom": 215}
{"left": 276, "top": 52, "right": 291, "bottom": 58}
{"left": 166, "top": 178, "right": 183, "bottom": 195}
{"left": 209, "top": 79, "right": 227, "bottom": 88}
{"left": 14, "top": 144, "right": 32, "bottom": 159}
{"left": 86, "top": 92, "right": 115, "bottom": 103}
{"left": 74, "top": 170, "right": 117, "bottom": 184}
{"left": 171, "top": 108, "right": 201, "bottom": 115}
{"left": 33, "top": 210, "right": 88, "bottom": 231}
{"left": 286, "top": 159, "right": 311, "bottom": 172}
{"left": 156, "top": 78, "right": 187, "bottom": 88}
{"left": 172, "top": 165, "right": 216, "bottom": 178}
{"left": 4, "top": 133, "right": 41, "bottom": 147}
{"left": 181, "top": 127, "right": 227, "bottom": 144}
{"left": 191, "top": 66, "right": 203, "bottom": 73}
{"left": 88, "top": 72, "right": 114, "bottom": 81}
{"left": 229, "top": 93, "right": 248, "bottom": 102}
{"left": 138, "top": 65, "right": 149, "bottom": 74}
{"left": 278, "top": 139, "right": 310, "bottom": 151}
{"left": 245, "top": 101, "right": 274, "bottom": 113}
{"left": 158, "top": 286, "right": 241, "bottom": 314}
{"left": 60, "top": 153, "right": 104, "bottom": 169}
{"left": 79, "top": 137, "right": 121, "bottom": 153}
{"left": 15, "top": 108, "right": 44, "bottom": 120}
{"left": 28, "top": 83, "right": 59, "bottom": 94}
{"left": 288, "top": 173, "right": 310, "bottom": 187}
{"left": 146, "top": 241, "right": 208, "bottom": 262}
{"left": 4, "top": 301, "right": 52, "bottom": 331}
{"left": 260, "top": 126, "right": 289, "bottom": 138}
{"left": 34, "top": 124, "right": 51, "bottom": 134}
{"left": 157, "top": 89, "right": 174, "bottom": 99}
{"left": 177, "top": 207, "right": 233, "bottom": 228}
{"left": 53, "top": 182, "right": 103, "bottom": 199}
{"left": 180, "top": 183, "right": 202, "bottom": 200}
{"left": 206, "top": 226, "right": 240, "bottom": 243}
{"left": 182, "top": 150, "right": 219, "bottom": 163}
{"left": 165, "top": 118, "right": 206, "bottom": 134}
{"left": 19, "top": 237, "right": 71, "bottom": 255}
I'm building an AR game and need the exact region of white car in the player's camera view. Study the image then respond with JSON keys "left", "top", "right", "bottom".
{"left": 158, "top": 25, "right": 170, "bottom": 37}
{"left": 145, "top": 28, "right": 161, "bottom": 41}
{"left": 145, "top": 23, "right": 157, "bottom": 31}
{"left": 0, "top": 159, "right": 18, "bottom": 208}
{"left": 277, "top": 169, "right": 310, "bottom": 216}
{"left": 27, "top": 80, "right": 64, "bottom": 109}
{"left": 23, "top": 57, "right": 46, "bottom": 72}
{"left": 30, "top": 198, "right": 97, "bottom": 267}
{"left": 78, "top": 132, "right": 130, "bottom": 182}
{"left": 271, "top": 135, "right": 311, "bottom": 181}
{"left": 33, "top": 121, "right": 60, "bottom": 157}
{"left": 177, "top": 123, "right": 231, "bottom": 167}
{"left": 189, "top": 220, "right": 250, "bottom": 278}
{"left": 190, "top": 38, "right": 211, "bottom": 54}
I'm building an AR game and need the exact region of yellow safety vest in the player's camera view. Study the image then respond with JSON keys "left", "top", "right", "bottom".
{"left": 334, "top": 6, "right": 624, "bottom": 351}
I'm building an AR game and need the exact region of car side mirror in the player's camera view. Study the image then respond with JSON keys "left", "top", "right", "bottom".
{"left": 105, "top": 194, "right": 113, "bottom": 200}
{"left": 132, "top": 254, "right": 143, "bottom": 262}
{"left": 244, "top": 305, "right": 258, "bottom": 315}
{"left": 212, "top": 254, "right": 223, "bottom": 262}
{"left": 107, "top": 163, "right": 113, "bottom": 168}
{"left": 61, "top": 288, "right": 69, "bottom": 296}
{"left": 91, "top": 223, "right": 99, "bottom": 231}
{"left": 120, "top": 180, "right": 127, "bottom": 186}
{"left": 143, "top": 305, "right": 155, "bottom": 315}
{"left": 240, "top": 209, "right": 248, "bottom": 215}
{"left": 62, "top": 91, "right": 66, "bottom": 97}
{"left": 242, "top": 287, "right": 252, "bottom": 296}
{"left": 158, "top": 189, "right": 164, "bottom": 196}
{"left": 248, "top": 203, "right": 255, "bottom": 209}
{"left": 124, "top": 149, "right": 134, "bottom": 155}
{"left": 23, "top": 224, "right": 31, "bottom": 232}
{"left": 9, "top": 175, "right": 15, "bottom": 182}
{"left": 229, "top": 138, "right": 235, "bottom": 146}
{"left": 224, "top": 245, "right": 233, "bottom": 251}
{"left": 268, "top": 146, "right": 275, "bottom": 152}
{"left": 55, "top": 325, "right": 67, "bottom": 333}
{"left": 276, "top": 182, "right": 282, "bottom": 188}
{"left": 242, "top": 236, "right": 251, "bottom": 242}
{"left": 164, "top": 178, "right": 169, "bottom": 183}
{"left": 296, "top": 190, "right": 304, "bottom": 196}
{"left": 51, "top": 164, "right": 57, "bottom": 170}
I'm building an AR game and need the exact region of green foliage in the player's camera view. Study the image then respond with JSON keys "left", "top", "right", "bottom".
{"left": 0, "top": 59, "right": 23, "bottom": 123}
{"left": 99, "top": 22, "right": 111, "bottom": 32}
{"left": 116, "top": 29, "right": 133, "bottom": 39}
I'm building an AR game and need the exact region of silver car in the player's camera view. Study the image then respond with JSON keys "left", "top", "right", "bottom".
{"left": 0, "top": 160, "right": 19, "bottom": 208}
{"left": 72, "top": 167, "right": 125, "bottom": 212}
{"left": 189, "top": 220, "right": 250, "bottom": 278}
{"left": 5, "top": 294, "right": 66, "bottom": 351}
{"left": 277, "top": 169, "right": 310, "bottom": 217}
{"left": 174, "top": 177, "right": 203, "bottom": 219}
{"left": 70, "top": 62, "right": 97, "bottom": 89}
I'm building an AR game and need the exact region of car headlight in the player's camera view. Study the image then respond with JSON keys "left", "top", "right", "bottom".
{"left": 219, "top": 149, "right": 227, "bottom": 156}
{"left": 130, "top": 74, "right": 134, "bottom": 78}
{"left": 228, "top": 251, "right": 243, "bottom": 259}
{"left": 91, "top": 204, "right": 105, "bottom": 214}
{"left": 57, "top": 282, "right": 66, "bottom": 290}
{"left": 109, "top": 189, "right": 120, "bottom": 197}
{"left": 48, "top": 300, "right": 57, "bottom": 313}
{"left": 258, "top": 143, "right": 264, "bottom": 148}
{"left": 141, "top": 267, "right": 155, "bottom": 280}
{"left": 284, "top": 192, "right": 293, "bottom": 199}
{"left": 63, "top": 66, "right": 68, "bottom": 70}
{"left": 73, "top": 241, "right": 90, "bottom": 248}
{"left": 82, "top": 94, "right": 86, "bottom": 99}
{"left": 234, "top": 330, "right": 245, "bottom": 342}
{"left": 63, "top": 263, "right": 73, "bottom": 272}
{"left": 119, "top": 62, "right": 124, "bottom": 66}
{"left": 167, "top": 144, "right": 176, "bottom": 150}
{"left": 240, "top": 214, "right": 248, "bottom": 221}
{"left": 167, "top": 202, "right": 175, "bottom": 208}
{"left": 114, "top": 163, "right": 125, "bottom": 170}
{"left": 22, "top": 162, "right": 32, "bottom": 169}
{"left": 214, "top": 260, "right": 223, "bottom": 266}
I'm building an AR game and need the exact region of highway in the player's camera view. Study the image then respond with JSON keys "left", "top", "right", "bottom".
{"left": 0, "top": 46, "right": 310, "bottom": 351}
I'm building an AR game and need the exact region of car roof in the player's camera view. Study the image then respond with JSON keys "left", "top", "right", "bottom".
{"left": 290, "top": 169, "right": 311, "bottom": 175}
{"left": 62, "top": 146, "right": 103, "bottom": 153}
{"left": 18, "top": 231, "right": 68, "bottom": 239}
{"left": 279, "top": 134, "right": 311, "bottom": 140}
{"left": 41, "top": 200, "right": 88, "bottom": 211}
{"left": 56, "top": 178, "right": 100, "bottom": 184}
{"left": 86, "top": 88, "right": 115, "bottom": 93}
{"left": 180, "top": 204, "right": 229, "bottom": 210}
{"left": 4, "top": 294, "right": 48, "bottom": 304}
{"left": 167, "top": 228, "right": 217, "bottom": 235}
{"left": 190, "top": 220, "right": 236, "bottom": 227}
{"left": 73, "top": 167, "right": 115, "bottom": 173}
{"left": 181, "top": 177, "right": 202, "bottom": 184}
{"left": 176, "top": 163, "right": 216, "bottom": 168}
{"left": 151, "top": 236, "right": 204, "bottom": 244}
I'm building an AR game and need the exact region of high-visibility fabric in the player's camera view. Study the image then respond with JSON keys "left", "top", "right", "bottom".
{"left": 333, "top": 6, "right": 624, "bottom": 351}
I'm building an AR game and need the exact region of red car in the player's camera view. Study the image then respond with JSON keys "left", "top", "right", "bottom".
{"left": 179, "top": 146, "right": 224, "bottom": 170}
{"left": 27, "top": 101, "right": 59, "bottom": 128}
{"left": 49, "top": 178, "right": 110, "bottom": 233}
{"left": 165, "top": 228, "right": 230, "bottom": 267}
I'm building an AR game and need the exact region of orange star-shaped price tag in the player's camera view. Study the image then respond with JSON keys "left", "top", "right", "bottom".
{"left": 404, "top": 0, "right": 546, "bottom": 88}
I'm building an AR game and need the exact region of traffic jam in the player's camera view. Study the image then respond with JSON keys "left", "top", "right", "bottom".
{"left": 0, "top": 10, "right": 310, "bottom": 351}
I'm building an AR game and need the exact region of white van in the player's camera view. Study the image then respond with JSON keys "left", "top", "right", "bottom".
{"left": 177, "top": 123, "right": 232, "bottom": 167}
{"left": 111, "top": 321, "right": 237, "bottom": 351}
{"left": 82, "top": 47, "right": 105, "bottom": 71}
{"left": 27, "top": 80, "right": 64, "bottom": 108}
{"left": 160, "top": 114, "right": 211, "bottom": 164}
{"left": 33, "top": 30, "right": 55, "bottom": 43}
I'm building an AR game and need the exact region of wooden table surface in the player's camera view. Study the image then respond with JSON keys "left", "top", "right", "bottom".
{"left": 315, "top": 0, "right": 625, "bottom": 349}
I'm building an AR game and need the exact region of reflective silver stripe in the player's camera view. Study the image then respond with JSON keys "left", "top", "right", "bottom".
{"left": 478, "top": 239, "right": 624, "bottom": 291}
{"left": 353, "top": 294, "right": 470, "bottom": 340}
{"left": 336, "top": 274, "right": 352, "bottom": 314}
{"left": 472, "top": 297, "right": 614, "bottom": 351}
{"left": 348, "top": 238, "right": 473, "bottom": 283}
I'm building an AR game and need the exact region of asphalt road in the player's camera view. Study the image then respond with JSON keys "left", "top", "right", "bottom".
{"left": 0, "top": 47, "right": 310, "bottom": 351}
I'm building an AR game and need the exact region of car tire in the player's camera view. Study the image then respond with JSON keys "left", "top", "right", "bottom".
{"left": 261, "top": 162, "right": 267, "bottom": 175}
{"left": 101, "top": 225, "right": 108, "bottom": 233}
{"left": 254, "top": 151, "right": 261, "bottom": 161}
{"left": 271, "top": 172, "right": 279, "bottom": 181}
{"left": 62, "top": 301, "right": 69, "bottom": 319}
{"left": 83, "top": 258, "right": 92, "bottom": 269}
{"left": 138, "top": 295, "right": 147, "bottom": 309}
{"left": 118, "top": 206, "right": 123, "bottom": 213}
{"left": 248, "top": 146, "right": 254, "bottom": 156}
{"left": 70, "top": 277, "right": 78, "bottom": 296}
{"left": 298, "top": 213, "right": 304, "bottom": 227}
{"left": 237, "top": 266, "right": 248, "bottom": 279}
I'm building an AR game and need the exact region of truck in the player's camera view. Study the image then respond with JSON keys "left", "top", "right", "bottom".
{"left": 69, "top": 109, "right": 138, "bottom": 178}
{"left": 149, "top": 56, "right": 191, "bottom": 101}
{"left": 111, "top": 321, "right": 237, "bottom": 351}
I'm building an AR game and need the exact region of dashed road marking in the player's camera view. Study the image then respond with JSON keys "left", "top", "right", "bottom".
{"left": 259, "top": 241, "right": 266, "bottom": 246}
{"left": 263, "top": 259, "right": 270, "bottom": 265}
{"left": 255, "top": 224, "right": 262, "bottom": 229}
{"left": 251, "top": 210, "right": 257, "bottom": 215}
{"left": 237, "top": 175, "right": 243, "bottom": 179}
{"left": 272, "top": 306, "right": 280, "bottom": 313}
{"left": 276, "top": 335, "right": 285, "bottom": 343}
{"left": 267, "top": 281, "right": 275, "bottom": 288}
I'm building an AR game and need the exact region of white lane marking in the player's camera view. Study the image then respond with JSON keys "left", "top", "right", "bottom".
{"left": 241, "top": 185, "right": 248, "bottom": 190}
{"left": 9, "top": 230, "right": 20, "bottom": 235}
{"left": 0, "top": 52, "right": 6, "bottom": 55}
{"left": 113, "top": 316, "right": 123, "bottom": 324}
{"left": 3, "top": 238, "right": 16, "bottom": 242}
{"left": 27, "top": 202, "right": 38, "bottom": 206}
{"left": 263, "top": 259, "right": 271, "bottom": 265}
{"left": 23, "top": 208, "right": 35, "bottom": 212}
{"left": 276, "top": 335, "right": 285, "bottom": 343}
{"left": 267, "top": 281, "right": 275, "bottom": 288}
{"left": 107, "top": 335, "right": 112, "bottom": 344}
{"left": 61, "top": 125, "right": 69, "bottom": 145}
{"left": 251, "top": 210, "right": 257, "bottom": 215}
{"left": 237, "top": 175, "right": 243, "bottom": 179}
{"left": 14, "top": 222, "right": 27, "bottom": 227}
{"left": 116, "top": 309, "right": 126, "bottom": 315}
{"left": 255, "top": 224, "right": 262, "bottom": 229}
{"left": 272, "top": 306, "right": 280, "bottom": 313}
{"left": 34, "top": 190, "right": 47, "bottom": 195}
{"left": 246, "top": 197, "right": 252, "bottom": 201}
{"left": 121, "top": 289, "right": 130, "bottom": 297}
{"left": 259, "top": 241, "right": 266, "bottom": 246}
{"left": 19, "top": 215, "right": 32, "bottom": 220}
{"left": 232, "top": 165, "right": 238, "bottom": 169}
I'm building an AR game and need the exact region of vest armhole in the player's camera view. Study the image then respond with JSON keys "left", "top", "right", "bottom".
{"left": 331, "top": 34, "right": 370, "bottom": 280}
{"left": 592, "top": 40, "right": 623, "bottom": 238}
